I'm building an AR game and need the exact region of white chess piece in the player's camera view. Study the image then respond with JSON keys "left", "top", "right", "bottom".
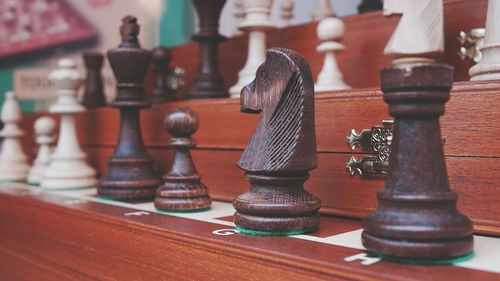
{"left": 280, "top": 0, "right": 294, "bottom": 27}
{"left": 40, "top": 59, "right": 97, "bottom": 189}
{"left": 233, "top": 0, "right": 245, "bottom": 36}
{"left": 384, "top": 0, "right": 444, "bottom": 65}
{"left": 229, "top": 0, "right": 275, "bottom": 98}
{"left": 0, "top": 91, "right": 30, "bottom": 181}
{"left": 469, "top": 0, "right": 500, "bottom": 81}
{"left": 27, "top": 117, "right": 56, "bottom": 185}
{"left": 312, "top": 0, "right": 336, "bottom": 21}
{"left": 314, "top": 17, "right": 350, "bottom": 92}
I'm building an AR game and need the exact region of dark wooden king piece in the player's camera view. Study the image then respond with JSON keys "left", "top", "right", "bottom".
{"left": 98, "top": 16, "right": 161, "bottom": 201}
{"left": 187, "top": 0, "right": 227, "bottom": 99}
{"left": 362, "top": 64, "right": 474, "bottom": 260}
{"left": 154, "top": 107, "right": 211, "bottom": 211}
{"left": 150, "top": 46, "right": 174, "bottom": 104}
{"left": 233, "top": 48, "right": 321, "bottom": 235}
{"left": 81, "top": 52, "right": 106, "bottom": 108}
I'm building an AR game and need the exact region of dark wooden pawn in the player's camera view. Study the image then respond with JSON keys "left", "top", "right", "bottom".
{"left": 358, "top": 0, "right": 383, "bottom": 13}
{"left": 188, "top": 0, "right": 227, "bottom": 99}
{"left": 98, "top": 16, "right": 161, "bottom": 201}
{"left": 154, "top": 107, "right": 211, "bottom": 211}
{"left": 362, "top": 64, "right": 473, "bottom": 260}
{"left": 81, "top": 52, "right": 106, "bottom": 108}
{"left": 233, "top": 48, "right": 321, "bottom": 235}
{"left": 150, "top": 46, "right": 174, "bottom": 104}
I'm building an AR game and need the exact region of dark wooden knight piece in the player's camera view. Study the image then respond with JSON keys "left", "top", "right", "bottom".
{"left": 98, "top": 16, "right": 161, "bottom": 201}
{"left": 188, "top": 0, "right": 227, "bottom": 99}
{"left": 81, "top": 52, "right": 106, "bottom": 108}
{"left": 362, "top": 64, "right": 474, "bottom": 260}
{"left": 154, "top": 107, "right": 211, "bottom": 211}
{"left": 150, "top": 46, "right": 174, "bottom": 104}
{"left": 233, "top": 48, "right": 321, "bottom": 235}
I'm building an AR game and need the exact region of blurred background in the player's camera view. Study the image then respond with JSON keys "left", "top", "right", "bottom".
{"left": 0, "top": 0, "right": 362, "bottom": 112}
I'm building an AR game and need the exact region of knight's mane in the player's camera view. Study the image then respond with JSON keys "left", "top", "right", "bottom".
{"left": 263, "top": 70, "right": 304, "bottom": 170}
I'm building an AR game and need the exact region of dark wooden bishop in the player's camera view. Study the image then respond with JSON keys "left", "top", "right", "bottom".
{"left": 358, "top": 0, "right": 383, "bottom": 13}
{"left": 98, "top": 16, "right": 161, "bottom": 201}
{"left": 188, "top": 0, "right": 227, "bottom": 99}
{"left": 154, "top": 107, "right": 211, "bottom": 211}
{"left": 233, "top": 48, "right": 321, "bottom": 235}
{"left": 81, "top": 52, "right": 106, "bottom": 108}
{"left": 150, "top": 46, "right": 174, "bottom": 104}
{"left": 362, "top": 64, "right": 473, "bottom": 260}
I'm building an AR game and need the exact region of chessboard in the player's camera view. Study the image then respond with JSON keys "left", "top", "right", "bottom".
{"left": 0, "top": 183, "right": 499, "bottom": 281}
{"left": 0, "top": 0, "right": 97, "bottom": 60}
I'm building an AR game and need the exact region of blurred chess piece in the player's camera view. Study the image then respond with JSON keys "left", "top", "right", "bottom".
{"left": 280, "top": 0, "right": 294, "bottom": 27}
{"left": 358, "top": 0, "right": 383, "bottom": 13}
{"left": 150, "top": 46, "right": 175, "bottom": 104}
{"left": 229, "top": 0, "right": 275, "bottom": 98}
{"left": 384, "top": 0, "right": 444, "bottom": 65}
{"left": 0, "top": 91, "right": 30, "bottom": 182}
{"left": 81, "top": 52, "right": 106, "bottom": 109}
{"left": 314, "top": 17, "right": 350, "bottom": 92}
{"left": 27, "top": 117, "right": 56, "bottom": 185}
{"left": 469, "top": 0, "right": 500, "bottom": 81}
{"left": 312, "top": 0, "right": 335, "bottom": 21}
{"left": 233, "top": 0, "right": 245, "bottom": 36}
{"left": 41, "top": 59, "right": 97, "bottom": 189}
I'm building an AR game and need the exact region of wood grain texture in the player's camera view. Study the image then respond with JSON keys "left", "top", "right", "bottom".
{"left": 0, "top": 190, "right": 498, "bottom": 281}
{"left": 19, "top": 80, "right": 500, "bottom": 157}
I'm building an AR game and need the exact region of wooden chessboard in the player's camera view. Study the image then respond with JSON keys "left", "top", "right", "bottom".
{"left": 0, "top": 184, "right": 499, "bottom": 281}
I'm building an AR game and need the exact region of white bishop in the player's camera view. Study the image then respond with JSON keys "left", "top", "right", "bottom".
{"left": 0, "top": 91, "right": 30, "bottom": 181}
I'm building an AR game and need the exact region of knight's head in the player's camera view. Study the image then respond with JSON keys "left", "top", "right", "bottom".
{"left": 240, "top": 48, "right": 314, "bottom": 114}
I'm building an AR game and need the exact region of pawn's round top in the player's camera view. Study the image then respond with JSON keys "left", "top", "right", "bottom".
{"left": 164, "top": 107, "right": 199, "bottom": 137}
{"left": 317, "top": 17, "right": 345, "bottom": 42}
{"left": 34, "top": 116, "right": 56, "bottom": 135}
{"left": 152, "top": 47, "right": 172, "bottom": 64}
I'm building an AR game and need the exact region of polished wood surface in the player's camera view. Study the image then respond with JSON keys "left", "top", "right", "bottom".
{"left": 0, "top": 187, "right": 498, "bottom": 281}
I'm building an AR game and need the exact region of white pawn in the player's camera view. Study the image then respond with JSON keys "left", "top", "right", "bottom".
{"left": 229, "top": 0, "right": 275, "bottom": 98}
{"left": 280, "top": 0, "right": 294, "bottom": 27}
{"left": 469, "top": 0, "right": 500, "bottom": 80}
{"left": 40, "top": 59, "right": 97, "bottom": 189}
{"left": 312, "top": 0, "right": 336, "bottom": 21}
{"left": 0, "top": 91, "right": 30, "bottom": 181}
{"left": 314, "top": 17, "right": 350, "bottom": 92}
{"left": 27, "top": 117, "right": 56, "bottom": 185}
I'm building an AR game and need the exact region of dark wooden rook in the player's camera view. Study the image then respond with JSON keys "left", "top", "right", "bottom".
{"left": 154, "top": 107, "right": 211, "bottom": 211}
{"left": 98, "top": 16, "right": 161, "bottom": 201}
{"left": 150, "top": 46, "right": 175, "bottom": 104}
{"left": 362, "top": 64, "right": 474, "bottom": 260}
{"left": 233, "top": 48, "right": 321, "bottom": 235}
{"left": 358, "top": 0, "right": 383, "bottom": 13}
{"left": 81, "top": 52, "right": 106, "bottom": 108}
{"left": 188, "top": 0, "right": 227, "bottom": 99}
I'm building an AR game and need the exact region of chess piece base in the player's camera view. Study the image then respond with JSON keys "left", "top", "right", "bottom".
{"left": 98, "top": 157, "right": 161, "bottom": 201}
{"left": 155, "top": 181, "right": 212, "bottom": 211}
{"left": 41, "top": 158, "right": 97, "bottom": 189}
{"left": 233, "top": 173, "right": 320, "bottom": 234}
{"left": 0, "top": 163, "right": 29, "bottom": 182}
